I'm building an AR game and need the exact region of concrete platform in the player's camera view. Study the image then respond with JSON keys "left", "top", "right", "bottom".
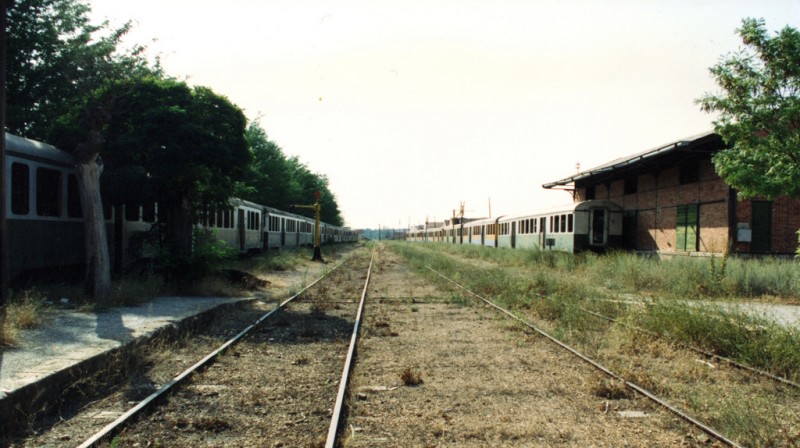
{"left": 0, "top": 295, "right": 252, "bottom": 439}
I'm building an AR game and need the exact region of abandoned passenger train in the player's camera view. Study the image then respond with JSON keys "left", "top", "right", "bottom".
{"left": 4, "top": 133, "right": 357, "bottom": 281}
{"left": 408, "top": 200, "right": 623, "bottom": 253}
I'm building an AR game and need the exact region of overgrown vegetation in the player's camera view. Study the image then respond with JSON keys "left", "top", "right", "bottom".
{"left": 389, "top": 241, "right": 800, "bottom": 446}
{"left": 2, "top": 290, "right": 48, "bottom": 346}
{"left": 2, "top": 244, "right": 345, "bottom": 342}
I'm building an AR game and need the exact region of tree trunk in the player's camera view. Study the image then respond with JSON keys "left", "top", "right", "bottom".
{"left": 76, "top": 158, "right": 111, "bottom": 302}
{"left": 75, "top": 103, "right": 113, "bottom": 303}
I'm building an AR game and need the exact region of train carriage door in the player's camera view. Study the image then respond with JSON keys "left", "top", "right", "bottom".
{"left": 511, "top": 221, "right": 516, "bottom": 249}
{"left": 281, "top": 218, "right": 286, "bottom": 246}
{"left": 590, "top": 209, "right": 606, "bottom": 245}
{"left": 539, "top": 217, "right": 546, "bottom": 248}
{"left": 238, "top": 209, "right": 246, "bottom": 252}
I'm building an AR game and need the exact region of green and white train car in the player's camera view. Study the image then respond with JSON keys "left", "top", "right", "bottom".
{"left": 409, "top": 200, "right": 624, "bottom": 253}
{"left": 496, "top": 200, "right": 623, "bottom": 252}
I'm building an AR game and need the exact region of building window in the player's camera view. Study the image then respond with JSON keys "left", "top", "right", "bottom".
{"left": 11, "top": 163, "right": 30, "bottom": 215}
{"left": 680, "top": 163, "right": 699, "bottom": 184}
{"left": 624, "top": 177, "right": 638, "bottom": 195}
{"left": 676, "top": 204, "right": 699, "bottom": 251}
{"left": 36, "top": 167, "right": 62, "bottom": 217}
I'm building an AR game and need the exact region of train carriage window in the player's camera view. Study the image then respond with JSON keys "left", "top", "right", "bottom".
{"left": 550, "top": 216, "right": 554, "bottom": 233}
{"left": 67, "top": 174, "right": 82, "bottom": 218}
{"left": 224, "top": 209, "right": 231, "bottom": 228}
{"left": 568, "top": 214, "right": 574, "bottom": 233}
{"left": 560, "top": 214, "right": 567, "bottom": 233}
{"left": 255, "top": 212, "right": 260, "bottom": 230}
{"left": 36, "top": 167, "right": 62, "bottom": 217}
{"left": 533, "top": 218, "right": 537, "bottom": 233}
{"left": 142, "top": 203, "right": 156, "bottom": 222}
{"left": 11, "top": 163, "right": 30, "bottom": 215}
{"left": 553, "top": 215, "right": 559, "bottom": 233}
{"left": 125, "top": 204, "right": 140, "bottom": 221}
{"left": 208, "top": 208, "right": 216, "bottom": 227}
{"left": 103, "top": 196, "right": 113, "bottom": 220}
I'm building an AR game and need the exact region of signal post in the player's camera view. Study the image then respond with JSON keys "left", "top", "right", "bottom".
{"left": 293, "top": 191, "right": 324, "bottom": 262}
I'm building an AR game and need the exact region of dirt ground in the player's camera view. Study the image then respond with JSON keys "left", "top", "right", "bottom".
{"left": 12, "top": 243, "right": 719, "bottom": 447}
{"left": 345, "top": 244, "right": 708, "bottom": 447}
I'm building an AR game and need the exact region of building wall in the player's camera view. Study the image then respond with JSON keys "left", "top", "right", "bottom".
{"left": 574, "top": 142, "right": 800, "bottom": 255}
{"left": 733, "top": 196, "right": 800, "bottom": 255}
{"left": 576, "top": 156, "right": 800, "bottom": 255}
{"left": 582, "top": 159, "right": 728, "bottom": 255}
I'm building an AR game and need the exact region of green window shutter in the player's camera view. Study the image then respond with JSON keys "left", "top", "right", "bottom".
{"left": 686, "top": 204, "right": 698, "bottom": 251}
{"left": 676, "top": 204, "right": 699, "bottom": 252}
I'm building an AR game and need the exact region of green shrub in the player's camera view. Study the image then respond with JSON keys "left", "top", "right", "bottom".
{"left": 157, "top": 228, "right": 237, "bottom": 285}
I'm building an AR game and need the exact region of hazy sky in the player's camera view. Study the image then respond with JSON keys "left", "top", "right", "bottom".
{"left": 89, "top": 0, "right": 799, "bottom": 229}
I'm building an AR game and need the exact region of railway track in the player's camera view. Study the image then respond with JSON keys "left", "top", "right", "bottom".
{"left": 14, "top": 243, "right": 796, "bottom": 446}
{"left": 426, "top": 265, "right": 746, "bottom": 447}
{"left": 70, "top": 248, "right": 375, "bottom": 447}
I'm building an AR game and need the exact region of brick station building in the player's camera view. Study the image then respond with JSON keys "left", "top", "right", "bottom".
{"left": 543, "top": 131, "right": 800, "bottom": 256}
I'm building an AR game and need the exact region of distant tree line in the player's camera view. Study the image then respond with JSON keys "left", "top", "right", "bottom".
{"left": 6, "top": 0, "right": 344, "bottom": 299}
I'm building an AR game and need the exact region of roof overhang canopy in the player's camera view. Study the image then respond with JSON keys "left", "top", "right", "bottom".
{"left": 542, "top": 131, "right": 724, "bottom": 190}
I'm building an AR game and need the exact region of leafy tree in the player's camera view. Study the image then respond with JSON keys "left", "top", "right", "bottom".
{"left": 99, "top": 78, "right": 251, "bottom": 281}
{"left": 242, "top": 122, "right": 296, "bottom": 211}
{"left": 7, "top": 0, "right": 155, "bottom": 140}
{"left": 243, "top": 122, "right": 344, "bottom": 226}
{"left": 286, "top": 157, "right": 343, "bottom": 226}
{"left": 8, "top": 0, "right": 156, "bottom": 301}
{"left": 697, "top": 18, "right": 800, "bottom": 199}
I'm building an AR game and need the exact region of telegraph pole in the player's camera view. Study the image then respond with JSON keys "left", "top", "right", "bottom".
{"left": 293, "top": 191, "right": 324, "bottom": 262}
{"left": 2, "top": 0, "right": 9, "bottom": 311}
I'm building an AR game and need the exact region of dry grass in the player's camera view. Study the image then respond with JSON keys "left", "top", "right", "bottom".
{"left": 2, "top": 289, "right": 47, "bottom": 346}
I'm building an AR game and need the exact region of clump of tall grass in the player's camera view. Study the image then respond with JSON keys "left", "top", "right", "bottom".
{"left": 629, "top": 299, "right": 800, "bottom": 380}
{"left": 722, "top": 257, "right": 800, "bottom": 299}
{"left": 251, "top": 250, "right": 303, "bottom": 273}
{"left": 2, "top": 289, "right": 48, "bottom": 346}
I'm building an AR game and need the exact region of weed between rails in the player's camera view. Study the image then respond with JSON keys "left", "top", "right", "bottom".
{"left": 388, "top": 241, "right": 800, "bottom": 447}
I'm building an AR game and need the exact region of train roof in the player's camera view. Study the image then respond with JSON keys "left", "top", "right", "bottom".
{"left": 463, "top": 216, "right": 502, "bottom": 226}
{"left": 5, "top": 133, "right": 75, "bottom": 167}
{"left": 498, "top": 200, "right": 624, "bottom": 222}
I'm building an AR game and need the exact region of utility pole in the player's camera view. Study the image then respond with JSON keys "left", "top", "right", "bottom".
{"left": 293, "top": 191, "right": 324, "bottom": 262}
{"left": 1, "top": 0, "right": 9, "bottom": 312}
